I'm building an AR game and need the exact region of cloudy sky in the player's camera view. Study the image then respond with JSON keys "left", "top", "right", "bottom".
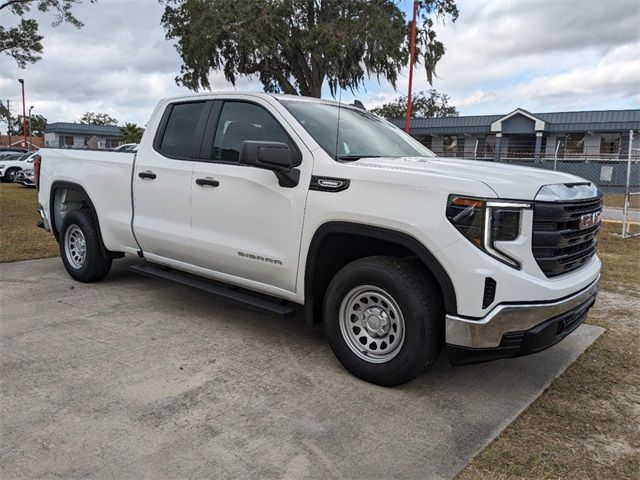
{"left": 0, "top": 0, "right": 638, "bottom": 130}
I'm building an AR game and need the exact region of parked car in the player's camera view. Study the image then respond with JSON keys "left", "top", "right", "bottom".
{"left": 35, "top": 93, "right": 602, "bottom": 386}
{"left": 15, "top": 168, "right": 35, "bottom": 187}
{"left": 0, "top": 151, "right": 37, "bottom": 182}
{"left": 113, "top": 143, "right": 138, "bottom": 152}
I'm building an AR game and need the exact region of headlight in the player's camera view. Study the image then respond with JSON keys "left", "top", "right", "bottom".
{"left": 0, "top": 165, "right": 5, "bottom": 169}
{"left": 446, "top": 195, "right": 531, "bottom": 269}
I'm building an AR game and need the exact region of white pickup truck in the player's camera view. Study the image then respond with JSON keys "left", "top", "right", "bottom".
{"left": 36, "top": 93, "right": 602, "bottom": 385}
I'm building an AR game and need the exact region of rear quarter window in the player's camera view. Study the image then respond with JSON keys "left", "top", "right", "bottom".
{"left": 157, "top": 102, "right": 208, "bottom": 159}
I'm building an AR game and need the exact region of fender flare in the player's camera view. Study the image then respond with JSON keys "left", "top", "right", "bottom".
{"left": 49, "top": 181, "right": 116, "bottom": 259}
{"left": 304, "top": 221, "right": 458, "bottom": 324}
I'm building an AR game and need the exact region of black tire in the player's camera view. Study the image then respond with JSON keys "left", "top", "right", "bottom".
{"left": 3, "top": 168, "right": 20, "bottom": 183}
{"left": 59, "top": 209, "right": 112, "bottom": 282}
{"left": 323, "top": 256, "right": 444, "bottom": 386}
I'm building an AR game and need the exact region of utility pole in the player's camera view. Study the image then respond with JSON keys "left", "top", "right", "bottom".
{"left": 28, "top": 106, "right": 34, "bottom": 150}
{"left": 18, "top": 79, "right": 27, "bottom": 149}
{"left": 404, "top": 0, "right": 418, "bottom": 134}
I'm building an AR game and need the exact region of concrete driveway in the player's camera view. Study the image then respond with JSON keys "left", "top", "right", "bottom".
{"left": 1, "top": 257, "right": 603, "bottom": 480}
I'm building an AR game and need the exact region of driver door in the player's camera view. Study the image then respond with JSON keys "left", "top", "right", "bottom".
{"left": 190, "top": 99, "right": 312, "bottom": 293}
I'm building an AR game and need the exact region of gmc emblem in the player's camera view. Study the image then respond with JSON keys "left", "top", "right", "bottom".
{"left": 579, "top": 211, "right": 601, "bottom": 230}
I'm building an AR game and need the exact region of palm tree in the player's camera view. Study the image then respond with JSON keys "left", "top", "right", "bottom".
{"left": 119, "top": 122, "right": 143, "bottom": 144}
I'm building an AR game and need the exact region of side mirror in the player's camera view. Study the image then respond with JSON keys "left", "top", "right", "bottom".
{"left": 239, "top": 141, "right": 300, "bottom": 188}
{"left": 239, "top": 141, "right": 293, "bottom": 171}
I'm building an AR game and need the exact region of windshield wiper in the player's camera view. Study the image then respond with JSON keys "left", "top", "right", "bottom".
{"left": 336, "top": 155, "right": 382, "bottom": 162}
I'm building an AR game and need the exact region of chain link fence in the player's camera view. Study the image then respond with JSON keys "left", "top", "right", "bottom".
{"left": 425, "top": 130, "right": 640, "bottom": 238}
{"left": 621, "top": 130, "right": 640, "bottom": 238}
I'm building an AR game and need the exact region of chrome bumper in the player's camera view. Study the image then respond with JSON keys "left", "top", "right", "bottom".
{"left": 446, "top": 277, "right": 600, "bottom": 349}
{"left": 37, "top": 206, "right": 51, "bottom": 232}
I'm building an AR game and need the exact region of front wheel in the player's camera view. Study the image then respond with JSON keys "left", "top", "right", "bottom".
{"left": 323, "top": 256, "right": 444, "bottom": 386}
{"left": 4, "top": 168, "right": 19, "bottom": 183}
{"left": 60, "top": 209, "right": 112, "bottom": 282}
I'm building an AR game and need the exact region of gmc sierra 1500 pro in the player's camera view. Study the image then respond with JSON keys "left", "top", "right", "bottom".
{"left": 35, "top": 93, "right": 602, "bottom": 385}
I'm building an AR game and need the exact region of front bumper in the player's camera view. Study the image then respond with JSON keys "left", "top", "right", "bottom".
{"left": 446, "top": 277, "right": 599, "bottom": 365}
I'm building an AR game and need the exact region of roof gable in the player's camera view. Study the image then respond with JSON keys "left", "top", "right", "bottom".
{"left": 491, "top": 109, "right": 545, "bottom": 132}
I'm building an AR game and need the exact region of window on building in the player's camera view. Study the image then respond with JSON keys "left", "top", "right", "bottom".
{"left": 59, "top": 135, "right": 74, "bottom": 148}
{"left": 212, "top": 101, "right": 296, "bottom": 163}
{"left": 600, "top": 133, "right": 621, "bottom": 155}
{"left": 415, "top": 135, "right": 432, "bottom": 150}
{"left": 106, "top": 138, "right": 120, "bottom": 149}
{"left": 442, "top": 136, "right": 457, "bottom": 155}
{"left": 484, "top": 135, "right": 496, "bottom": 156}
{"left": 507, "top": 135, "right": 537, "bottom": 158}
{"left": 158, "top": 101, "right": 208, "bottom": 159}
{"left": 84, "top": 136, "right": 91, "bottom": 146}
{"left": 565, "top": 133, "right": 585, "bottom": 154}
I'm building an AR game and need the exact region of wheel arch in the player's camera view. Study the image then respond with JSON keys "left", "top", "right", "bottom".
{"left": 304, "top": 222, "right": 457, "bottom": 325}
{"left": 49, "top": 181, "right": 120, "bottom": 259}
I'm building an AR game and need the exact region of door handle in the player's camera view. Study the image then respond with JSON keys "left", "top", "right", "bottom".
{"left": 138, "top": 171, "right": 157, "bottom": 179}
{"left": 195, "top": 177, "right": 220, "bottom": 187}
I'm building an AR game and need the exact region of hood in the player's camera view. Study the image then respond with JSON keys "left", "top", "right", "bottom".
{"left": 355, "top": 156, "right": 589, "bottom": 200}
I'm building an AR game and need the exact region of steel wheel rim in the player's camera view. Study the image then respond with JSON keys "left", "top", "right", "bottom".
{"left": 339, "top": 285, "right": 406, "bottom": 364}
{"left": 64, "top": 225, "right": 87, "bottom": 269}
{"left": 7, "top": 170, "right": 16, "bottom": 182}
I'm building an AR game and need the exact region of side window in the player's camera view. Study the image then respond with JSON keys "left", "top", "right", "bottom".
{"left": 159, "top": 102, "right": 207, "bottom": 158}
{"left": 212, "top": 102, "right": 295, "bottom": 163}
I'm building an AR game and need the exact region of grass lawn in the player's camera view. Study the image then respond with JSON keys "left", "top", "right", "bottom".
{"left": 602, "top": 192, "right": 626, "bottom": 209}
{"left": 1, "top": 182, "right": 638, "bottom": 478}
{"left": 457, "top": 222, "right": 639, "bottom": 480}
{"left": 0, "top": 183, "right": 59, "bottom": 263}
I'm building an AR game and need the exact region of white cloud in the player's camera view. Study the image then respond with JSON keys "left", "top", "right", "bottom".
{"left": 447, "top": 43, "right": 640, "bottom": 113}
{"left": 453, "top": 90, "right": 499, "bottom": 108}
{"left": 352, "top": 0, "right": 640, "bottom": 114}
{"left": 0, "top": 0, "right": 262, "bottom": 128}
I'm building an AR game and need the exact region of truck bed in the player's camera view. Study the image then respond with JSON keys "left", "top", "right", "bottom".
{"left": 38, "top": 148, "right": 139, "bottom": 254}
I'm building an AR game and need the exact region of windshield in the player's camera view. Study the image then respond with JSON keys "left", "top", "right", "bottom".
{"left": 279, "top": 100, "right": 435, "bottom": 160}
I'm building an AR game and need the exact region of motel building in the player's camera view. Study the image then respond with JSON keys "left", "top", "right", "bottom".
{"left": 399, "top": 108, "right": 640, "bottom": 190}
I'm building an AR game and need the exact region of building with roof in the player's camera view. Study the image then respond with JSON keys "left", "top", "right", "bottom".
{"left": 396, "top": 108, "right": 639, "bottom": 190}
{"left": 44, "top": 122, "right": 122, "bottom": 149}
{"left": 398, "top": 108, "right": 639, "bottom": 162}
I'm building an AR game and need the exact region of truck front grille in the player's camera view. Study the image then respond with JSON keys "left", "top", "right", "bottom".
{"left": 532, "top": 197, "right": 602, "bottom": 277}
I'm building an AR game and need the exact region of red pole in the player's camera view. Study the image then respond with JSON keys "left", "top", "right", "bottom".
{"left": 404, "top": 1, "right": 418, "bottom": 134}
{"left": 18, "top": 79, "right": 27, "bottom": 149}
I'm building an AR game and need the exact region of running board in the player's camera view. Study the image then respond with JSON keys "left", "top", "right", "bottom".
{"left": 130, "top": 264, "right": 296, "bottom": 318}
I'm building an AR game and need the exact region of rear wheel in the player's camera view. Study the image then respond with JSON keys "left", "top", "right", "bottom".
{"left": 323, "top": 256, "right": 444, "bottom": 386}
{"left": 60, "top": 209, "right": 112, "bottom": 282}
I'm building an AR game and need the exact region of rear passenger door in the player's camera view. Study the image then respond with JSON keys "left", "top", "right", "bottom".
{"left": 189, "top": 98, "right": 312, "bottom": 293}
{"left": 133, "top": 100, "right": 212, "bottom": 264}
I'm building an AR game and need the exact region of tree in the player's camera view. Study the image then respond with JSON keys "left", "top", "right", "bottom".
{"left": 79, "top": 111, "right": 118, "bottom": 126}
{"left": 0, "top": 100, "right": 9, "bottom": 119}
{"left": 119, "top": 123, "right": 143, "bottom": 144}
{"left": 9, "top": 114, "right": 48, "bottom": 136}
{"left": 0, "top": 100, "right": 11, "bottom": 136}
{"left": 0, "top": 0, "right": 96, "bottom": 68}
{"left": 370, "top": 89, "right": 458, "bottom": 119}
{"left": 161, "top": 0, "right": 458, "bottom": 97}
